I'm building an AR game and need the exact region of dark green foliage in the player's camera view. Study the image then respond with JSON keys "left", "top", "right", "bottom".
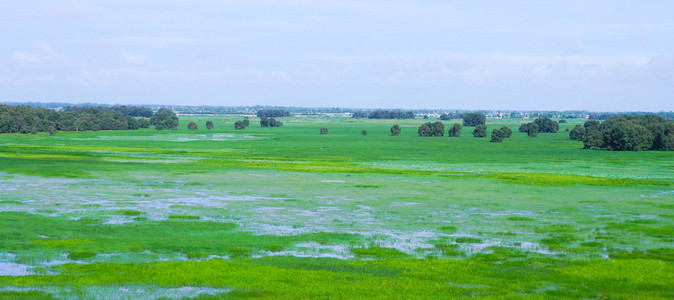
{"left": 257, "top": 109, "right": 290, "bottom": 118}
{"left": 234, "top": 121, "right": 247, "bottom": 130}
{"left": 0, "top": 104, "right": 150, "bottom": 134}
{"left": 569, "top": 125, "right": 586, "bottom": 141}
{"left": 137, "top": 118, "right": 151, "bottom": 128}
{"left": 206, "top": 121, "right": 213, "bottom": 130}
{"left": 187, "top": 121, "right": 198, "bottom": 130}
{"left": 499, "top": 126, "right": 512, "bottom": 138}
{"left": 423, "top": 115, "right": 429, "bottom": 119}
{"left": 463, "top": 113, "right": 486, "bottom": 126}
{"left": 574, "top": 114, "right": 674, "bottom": 151}
{"left": 439, "top": 113, "right": 462, "bottom": 120}
{"left": 490, "top": 129, "right": 506, "bottom": 142}
{"left": 320, "top": 127, "right": 328, "bottom": 134}
{"left": 559, "top": 120, "right": 567, "bottom": 123}
{"left": 260, "top": 117, "right": 283, "bottom": 127}
{"left": 62, "top": 105, "right": 153, "bottom": 117}
{"left": 368, "top": 110, "right": 415, "bottom": 119}
{"left": 472, "top": 125, "right": 487, "bottom": 137}
{"left": 604, "top": 122, "right": 653, "bottom": 151}
{"left": 533, "top": 117, "right": 559, "bottom": 133}
{"left": 150, "top": 108, "right": 179, "bottom": 130}
{"left": 448, "top": 123, "right": 462, "bottom": 137}
{"left": 390, "top": 124, "right": 401, "bottom": 136}
{"left": 243, "top": 117, "right": 250, "bottom": 127}
{"left": 418, "top": 121, "right": 444, "bottom": 137}
{"left": 351, "top": 111, "right": 368, "bottom": 118}
{"left": 527, "top": 123, "right": 539, "bottom": 137}
{"left": 518, "top": 123, "right": 528, "bottom": 133}
{"left": 362, "top": 130, "right": 367, "bottom": 136}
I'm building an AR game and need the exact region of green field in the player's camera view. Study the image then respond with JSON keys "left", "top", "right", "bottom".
{"left": 1, "top": 116, "right": 672, "bottom": 299}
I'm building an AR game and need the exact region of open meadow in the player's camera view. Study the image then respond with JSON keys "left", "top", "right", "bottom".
{"left": 1, "top": 116, "right": 673, "bottom": 299}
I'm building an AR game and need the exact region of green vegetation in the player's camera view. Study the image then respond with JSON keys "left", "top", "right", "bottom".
{"left": 463, "top": 112, "right": 486, "bottom": 126}
{"left": 572, "top": 114, "right": 674, "bottom": 151}
{"left": 417, "top": 121, "right": 444, "bottom": 136}
{"left": 0, "top": 114, "right": 672, "bottom": 298}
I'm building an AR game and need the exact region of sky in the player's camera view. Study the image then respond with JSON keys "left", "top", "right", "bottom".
{"left": 1, "top": 1, "right": 673, "bottom": 111}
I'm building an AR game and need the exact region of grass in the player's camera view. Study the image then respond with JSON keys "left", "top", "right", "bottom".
{"left": 0, "top": 116, "right": 672, "bottom": 298}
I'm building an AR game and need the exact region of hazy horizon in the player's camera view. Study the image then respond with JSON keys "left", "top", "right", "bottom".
{"left": 2, "top": 1, "right": 673, "bottom": 111}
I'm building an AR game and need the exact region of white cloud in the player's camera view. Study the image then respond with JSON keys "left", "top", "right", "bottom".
{"left": 10, "top": 42, "right": 70, "bottom": 65}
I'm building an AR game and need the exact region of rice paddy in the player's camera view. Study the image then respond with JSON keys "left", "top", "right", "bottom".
{"left": 0, "top": 116, "right": 672, "bottom": 299}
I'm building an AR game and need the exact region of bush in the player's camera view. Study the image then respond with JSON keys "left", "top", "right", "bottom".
{"left": 257, "top": 109, "right": 290, "bottom": 118}
{"left": 569, "top": 125, "right": 586, "bottom": 141}
{"left": 260, "top": 117, "right": 282, "bottom": 127}
{"left": 519, "top": 123, "right": 529, "bottom": 133}
{"left": 527, "top": 123, "right": 539, "bottom": 137}
{"left": 234, "top": 121, "right": 247, "bottom": 130}
{"left": 490, "top": 129, "right": 506, "bottom": 142}
{"left": 472, "top": 125, "right": 487, "bottom": 137}
{"left": 499, "top": 126, "right": 512, "bottom": 138}
{"left": 361, "top": 130, "right": 367, "bottom": 136}
{"left": 390, "top": 124, "right": 401, "bottom": 136}
{"left": 418, "top": 121, "right": 444, "bottom": 137}
{"left": 187, "top": 121, "right": 198, "bottom": 130}
{"left": 150, "top": 108, "right": 179, "bottom": 130}
{"left": 448, "top": 123, "right": 462, "bottom": 137}
{"left": 463, "top": 113, "right": 486, "bottom": 126}
{"left": 533, "top": 117, "right": 559, "bottom": 133}
{"left": 320, "top": 127, "right": 328, "bottom": 134}
{"left": 206, "top": 121, "right": 213, "bottom": 130}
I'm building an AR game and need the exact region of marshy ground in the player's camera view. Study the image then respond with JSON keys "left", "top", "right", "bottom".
{"left": 0, "top": 116, "right": 672, "bottom": 299}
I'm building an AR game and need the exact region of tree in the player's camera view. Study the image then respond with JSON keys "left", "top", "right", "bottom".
{"left": 604, "top": 122, "right": 653, "bottom": 151}
{"left": 472, "top": 125, "right": 487, "bottom": 137}
{"left": 569, "top": 125, "right": 586, "bottom": 141}
{"left": 352, "top": 111, "right": 368, "bottom": 118}
{"left": 423, "top": 115, "right": 429, "bottom": 119}
{"left": 206, "top": 121, "right": 213, "bottom": 130}
{"left": 260, "top": 117, "right": 283, "bottom": 127}
{"left": 243, "top": 117, "right": 250, "bottom": 127}
{"left": 583, "top": 131, "right": 605, "bottom": 149}
{"left": 532, "top": 117, "right": 559, "bottom": 133}
{"left": 257, "top": 109, "right": 290, "bottom": 118}
{"left": 390, "top": 124, "right": 401, "bottom": 136}
{"left": 519, "top": 123, "right": 529, "bottom": 133}
{"left": 463, "top": 113, "right": 486, "bottom": 126}
{"left": 448, "top": 123, "right": 462, "bottom": 137}
{"left": 362, "top": 130, "right": 367, "bottom": 136}
{"left": 234, "top": 121, "right": 247, "bottom": 130}
{"left": 418, "top": 122, "right": 444, "bottom": 137}
{"left": 490, "top": 128, "right": 505, "bottom": 142}
{"left": 187, "top": 121, "right": 198, "bottom": 130}
{"left": 527, "top": 123, "right": 539, "bottom": 137}
{"left": 499, "top": 126, "right": 512, "bottom": 138}
{"left": 320, "top": 127, "right": 328, "bottom": 134}
{"left": 368, "top": 110, "right": 415, "bottom": 119}
{"left": 150, "top": 108, "right": 179, "bottom": 130}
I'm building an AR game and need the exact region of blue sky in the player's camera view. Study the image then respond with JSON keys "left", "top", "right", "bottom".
{"left": 1, "top": 1, "right": 672, "bottom": 111}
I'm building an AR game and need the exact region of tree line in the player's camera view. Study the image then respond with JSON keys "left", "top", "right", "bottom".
{"left": 257, "top": 109, "right": 291, "bottom": 118}
{"left": 352, "top": 110, "right": 415, "bottom": 119}
{"left": 0, "top": 104, "right": 156, "bottom": 134}
{"left": 62, "top": 105, "right": 153, "bottom": 117}
{"left": 570, "top": 114, "right": 673, "bottom": 151}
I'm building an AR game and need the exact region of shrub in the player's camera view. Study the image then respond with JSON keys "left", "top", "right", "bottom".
{"left": 418, "top": 122, "right": 444, "bottom": 136}
{"left": 490, "top": 129, "right": 506, "bottom": 142}
{"left": 361, "top": 130, "right": 367, "bottom": 136}
{"left": 390, "top": 124, "right": 401, "bottom": 136}
{"left": 187, "top": 121, "right": 198, "bottom": 130}
{"left": 463, "top": 113, "right": 486, "bottom": 126}
{"left": 320, "top": 127, "right": 328, "bottom": 134}
{"left": 472, "top": 125, "right": 487, "bottom": 137}
{"left": 527, "top": 123, "right": 539, "bottom": 137}
{"left": 448, "top": 123, "right": 462, "bottom": 137}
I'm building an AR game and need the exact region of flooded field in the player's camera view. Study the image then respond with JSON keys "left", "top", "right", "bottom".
{"left": 1, "top": 116, "right": 672, "bottom": 298}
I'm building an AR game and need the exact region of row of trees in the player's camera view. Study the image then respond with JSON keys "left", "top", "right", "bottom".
{"left": 570, "top": 114, "right": 673, "bottom": 151}
{"left": 0, "top": 105, "right": 153, "bottom": 134}
{"left": 234, "top": 117, "right": 250, "bottom": 130}
{"left": 260, "top": 117, "right": 283, "bottom": 127}
{"left": 257, "top": 109, "right": 291, "bottom": 118}
{"left": 62, "top": 105, "right": 153, "bottom": 117}
{"left": 439, "top": 113, "right": 464, "bottom": 120}
{"left": 150, "top": 109, "right": 179, "bottom": 130}
{"left": 463, "top": 113, "right": 486, "bottom": 126}
{"left": 365, "top": 110, "right": 415, "bottom": 119}
{"left": 519, "top": 117, "right": 559, "bottom": 136}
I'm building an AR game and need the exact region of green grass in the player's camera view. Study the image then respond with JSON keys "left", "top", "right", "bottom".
{"left": 0, "top": 116, "right": 672, "bottom": 298}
